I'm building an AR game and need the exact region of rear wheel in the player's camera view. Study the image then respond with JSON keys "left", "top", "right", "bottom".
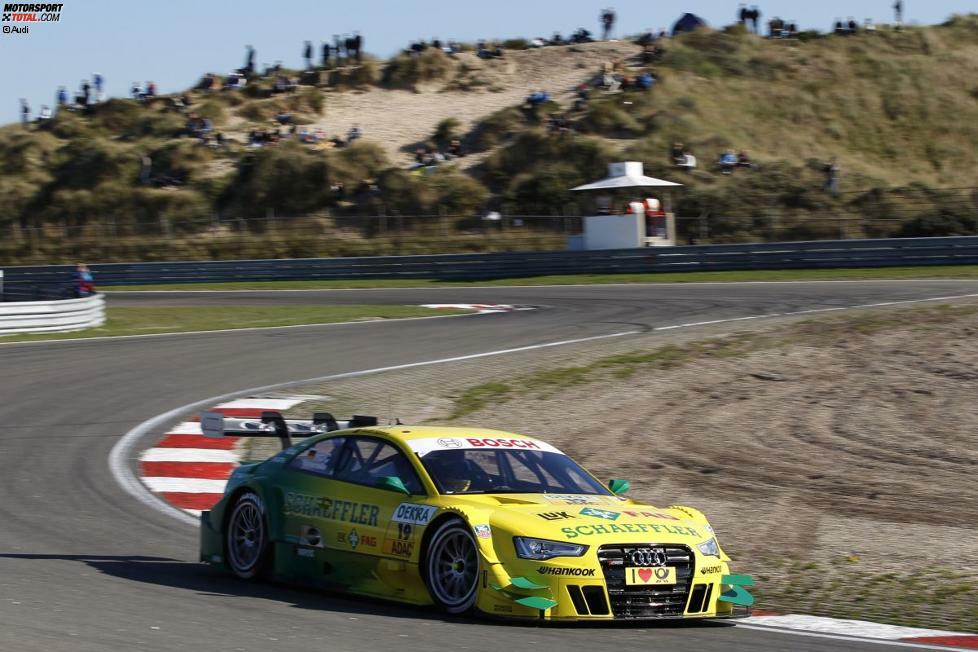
{"left": 424, "top": 518, "right": 480, "bottom": 613}
{"left": 225, "top": 492, "right": 269, "bottom": 580}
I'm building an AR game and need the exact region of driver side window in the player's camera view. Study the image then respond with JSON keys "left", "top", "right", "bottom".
{"left": 334, "top": 437, "right": 424, "bottom": 494}
{"left": 287, "top": 436, "right": 346, "bottom": 478}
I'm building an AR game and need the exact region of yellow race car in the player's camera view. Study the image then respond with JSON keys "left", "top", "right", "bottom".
{"left": 199, "top": 411, "right": 753, "bottom": 621}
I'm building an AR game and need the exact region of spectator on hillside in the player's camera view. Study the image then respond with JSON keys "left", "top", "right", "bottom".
{"left": 81, "top": 79, "right": 91, "bottom": 105}
{"left": 131, "top": 81, "right": 143, "bottom": 100}
{"left": 737, "top": 150, "right": 753, "bottom": 168}
{"left": 56, "top": 86, "right": 68, "bottom": 107}
{"left": 670, "top": 141, "right": 685, "bottom": 165}
{"left": 573, "top": 84, "right": 590, "bottom": 111}
{"left": 447, "top": 138, "right": 463, "bottom": 158}
{"left": 526, "top": 90, "right": 551, "bottom": 106}
{"left": 244, "top": 45, "right": 256, "bottom": 75}
{"left": 893, "top": 0, "right": 903, "bottom": 24}
{"left": 20, "top": 99, "right": 30, "bottom": 125}
{"left": 303, "top": 40, "right": 313, "bottom": 69}
{"left": 347, "top": 124, "right": 362, "bottom": 143}
{"left": 93, "top": 73, "right": 104, "bottom": 102}
{"left": 823, "top": 158, "right": 839, "bottom": 194}
{"left": 768, "top": 17, "right": 784, "bottom": 38}
{"left": 139, "top": 153, "right": 152, "bottom": 185}
{"left": 600, "top": 7, "right": 616, "bottom": 40}
{"left": 750, "top": 6, "right": 761, "bottom": 34}
{"left": 74, "top": 263, "right": 95, "bottom": 297}
{"left": 738, "top": 4, "right": 748, "bottom": 25}
{"left": 636, "top": 70, "right": 656, "bottom": 90}
{"left": 352, "top": 32, "right": 363, "bottom": 62}
{"left": 676, "top": 150, "right": 697, "bottom": 172}
{"left": 146, "top": 81, "right": 157, "bottom": 97}
{"left": 321, "top": 42, "right": 331, "bottom": 67}
{"left": 719, "top": 150, "right": 737, "bottom": 174}
{"left": 847, "top": 17, "right": 858, "bottom": 33}
{"left": 38, "top": 105, "right": 52, "bottom": 121}
{"left": 834, "top": 19, "right": 845, "bottom": 34}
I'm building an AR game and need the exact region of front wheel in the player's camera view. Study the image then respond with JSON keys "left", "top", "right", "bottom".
{"left": 225, "top": 492, "right": 270, "bottom": 580}
{"left": 424, "top": 518, "right": 481, "bottom": 613}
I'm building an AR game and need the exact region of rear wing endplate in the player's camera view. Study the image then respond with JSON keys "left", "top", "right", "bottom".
{"left": 200, "top": 410, "right": 379, "bottom": 449}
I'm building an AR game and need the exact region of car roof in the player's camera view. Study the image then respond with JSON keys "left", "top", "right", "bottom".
{"left": 347, "top": 425, "right": 537, "bottom": 443}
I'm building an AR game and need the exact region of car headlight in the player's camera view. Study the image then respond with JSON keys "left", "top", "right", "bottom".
{"left": 697, "top": 537, "right": 720, "bottom": 557}
{"left": 514, "top": 537, "right": 588, "bottom": 560}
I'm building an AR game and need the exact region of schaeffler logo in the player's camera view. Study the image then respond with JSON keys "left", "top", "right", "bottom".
{"left": 2, "top": 3, "right": 63, "bottom": 22}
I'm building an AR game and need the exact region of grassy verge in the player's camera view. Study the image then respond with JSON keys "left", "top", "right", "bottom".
{"left": 755, "top": 559, "right": 978, "bottom": 633}
{"left": 102, "top": 265, "right": 978, "bottom": 292}
{"left": 446, "top": 303, "right": 978, "bottom": 418}
{"left": 0, "top": 304, "right": 470, "bottom": 343}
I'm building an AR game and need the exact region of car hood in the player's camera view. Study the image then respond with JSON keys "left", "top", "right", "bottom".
{"left": 448, "top": 493, "right": 711, "bottom": 545}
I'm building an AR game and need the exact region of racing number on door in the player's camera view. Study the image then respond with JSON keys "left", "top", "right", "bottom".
{"left": 384, "top": 520, "right": 417, "bottom": 558}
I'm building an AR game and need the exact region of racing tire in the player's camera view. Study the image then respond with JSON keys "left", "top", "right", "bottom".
{"left": 423, "top": 518, "right": 481, "bottom": 614}
{"left": 225, "top": 492, "right": 270, "bottom": 580}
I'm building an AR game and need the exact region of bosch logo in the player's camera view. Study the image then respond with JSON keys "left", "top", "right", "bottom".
{"left": 437, "top": 438, "right": 463, "bottom": 448}
{"left": 629, "top": 547, "right": 667, "bottom": 567}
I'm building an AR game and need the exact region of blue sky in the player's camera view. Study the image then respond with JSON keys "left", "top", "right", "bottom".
{"left": 0, "top": 0, "right": 972, "bottom": 124}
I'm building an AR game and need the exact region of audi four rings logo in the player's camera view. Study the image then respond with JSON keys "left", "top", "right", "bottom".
{"left": 630, "top": 548, "right": 667, "bottom": 567}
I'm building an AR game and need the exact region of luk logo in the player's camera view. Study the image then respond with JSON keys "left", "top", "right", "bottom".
{"left": 437, "top": 438, "right": 462, "bottom": 448}
{"left": 580, "top": 507, "right": 620, "bottom": 521}
{"left": 538, "top": 511, "right": 575, "bottom": 521}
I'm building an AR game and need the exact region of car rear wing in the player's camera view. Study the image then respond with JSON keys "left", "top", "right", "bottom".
{"left": 200, "top": 410, "right": 379, "bottom": 449}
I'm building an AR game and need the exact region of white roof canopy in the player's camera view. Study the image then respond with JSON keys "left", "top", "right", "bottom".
{"left": 571, "top": 161, "right": 682, "bottom": 191}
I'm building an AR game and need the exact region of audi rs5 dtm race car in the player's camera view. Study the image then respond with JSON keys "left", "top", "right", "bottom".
{"left": 199, "top": 411, "right": 753, "bottom": 621}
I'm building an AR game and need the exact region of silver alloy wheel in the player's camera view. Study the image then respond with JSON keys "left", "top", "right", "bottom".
{"left": 226, "top": 493, "right": 266, "bottom": 579}
{"left": 426, "top": 520, "right": 479, "bottom": 613}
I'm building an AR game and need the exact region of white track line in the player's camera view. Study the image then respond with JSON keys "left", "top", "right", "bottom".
{"left": 104, "top": 278, "right": 978, "bottom": 293}
{"left": 139, "top": 448, "right": 238, "bottom": 463}
{"left": 741, "top": 615, "right": 962, "bottom": 640}
{"left": 734, "top": 624, "right": 976, "bottom": 651}
{"left": 110, "top": 291, "right": 978, "bottom": 529}
{"left": 109, "top": 329, "right": 640, "bottom": 527}
{"left": 141, "top": 477, "right": 229, "bottom": 493}
{"left": 213, "top": 397, "right": 304, "bottom": 410}
{"left": 0, "top": 311, "right": 475, "bottom": 347}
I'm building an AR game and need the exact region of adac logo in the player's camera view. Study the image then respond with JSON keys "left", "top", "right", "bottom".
{"left": 580, "top": 507, "right": 620, "bottom": 521}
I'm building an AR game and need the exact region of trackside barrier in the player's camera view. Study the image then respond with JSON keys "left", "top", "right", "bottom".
{"left": 3, "top": 237, "right": 978, "bottom": 289}
{"left": 0, "top": 294, "right": 105, "bottom": 335}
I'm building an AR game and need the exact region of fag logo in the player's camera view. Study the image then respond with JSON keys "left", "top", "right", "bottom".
{"left": 580, "top": 507, "right": 620, "bottom": 521}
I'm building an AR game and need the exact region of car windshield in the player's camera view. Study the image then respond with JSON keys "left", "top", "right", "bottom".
{"left": 421, "top": 449, "right": 610, "bottom": 495}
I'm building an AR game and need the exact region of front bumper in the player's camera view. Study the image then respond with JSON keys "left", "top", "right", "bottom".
{"left": 477, "top": 543, "right": 754, "bottom": 621}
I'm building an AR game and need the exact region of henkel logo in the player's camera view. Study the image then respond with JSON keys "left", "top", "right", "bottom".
{"left": 466, "top": 438, "right": 540, "bottom": 449}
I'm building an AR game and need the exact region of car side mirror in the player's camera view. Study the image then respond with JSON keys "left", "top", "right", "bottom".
{"left": 378, "top": 476, "right": 412, "bottom": 495}
{"left": 608, "top": 479, "right": 630, "bottom": 495}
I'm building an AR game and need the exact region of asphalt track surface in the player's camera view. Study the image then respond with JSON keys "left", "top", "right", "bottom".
{"left": 3, "top": 280, "right": 978, "bottom": 652}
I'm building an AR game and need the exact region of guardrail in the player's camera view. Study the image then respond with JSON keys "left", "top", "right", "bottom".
{"left": 0, "top": 294, "right": 106, "bottom": 335}
{"left": 2, "top": 237, "right": 978, "bottom": 289}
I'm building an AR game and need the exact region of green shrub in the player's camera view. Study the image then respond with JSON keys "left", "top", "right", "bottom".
{"left": 581, "top": 101, "right": 643, "bottom": 137}
{"left": 303, "top": 88, "right": 324, "bottom": 115}
{"left": 383, "top": 49, "right": 456, "bottom": 88}
{"left": 432, "top": 118, "right": 461, "bottom": 148}
{"left": 467, "top": 107, "right": 523, "bottom": 151}
{"left": 501, "top": 38, "right": 529, "bottom": 50}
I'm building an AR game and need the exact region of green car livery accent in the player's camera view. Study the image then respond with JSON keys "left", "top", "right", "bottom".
{"left": 198, "top": 415, "right": 754, "bottom": 621}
